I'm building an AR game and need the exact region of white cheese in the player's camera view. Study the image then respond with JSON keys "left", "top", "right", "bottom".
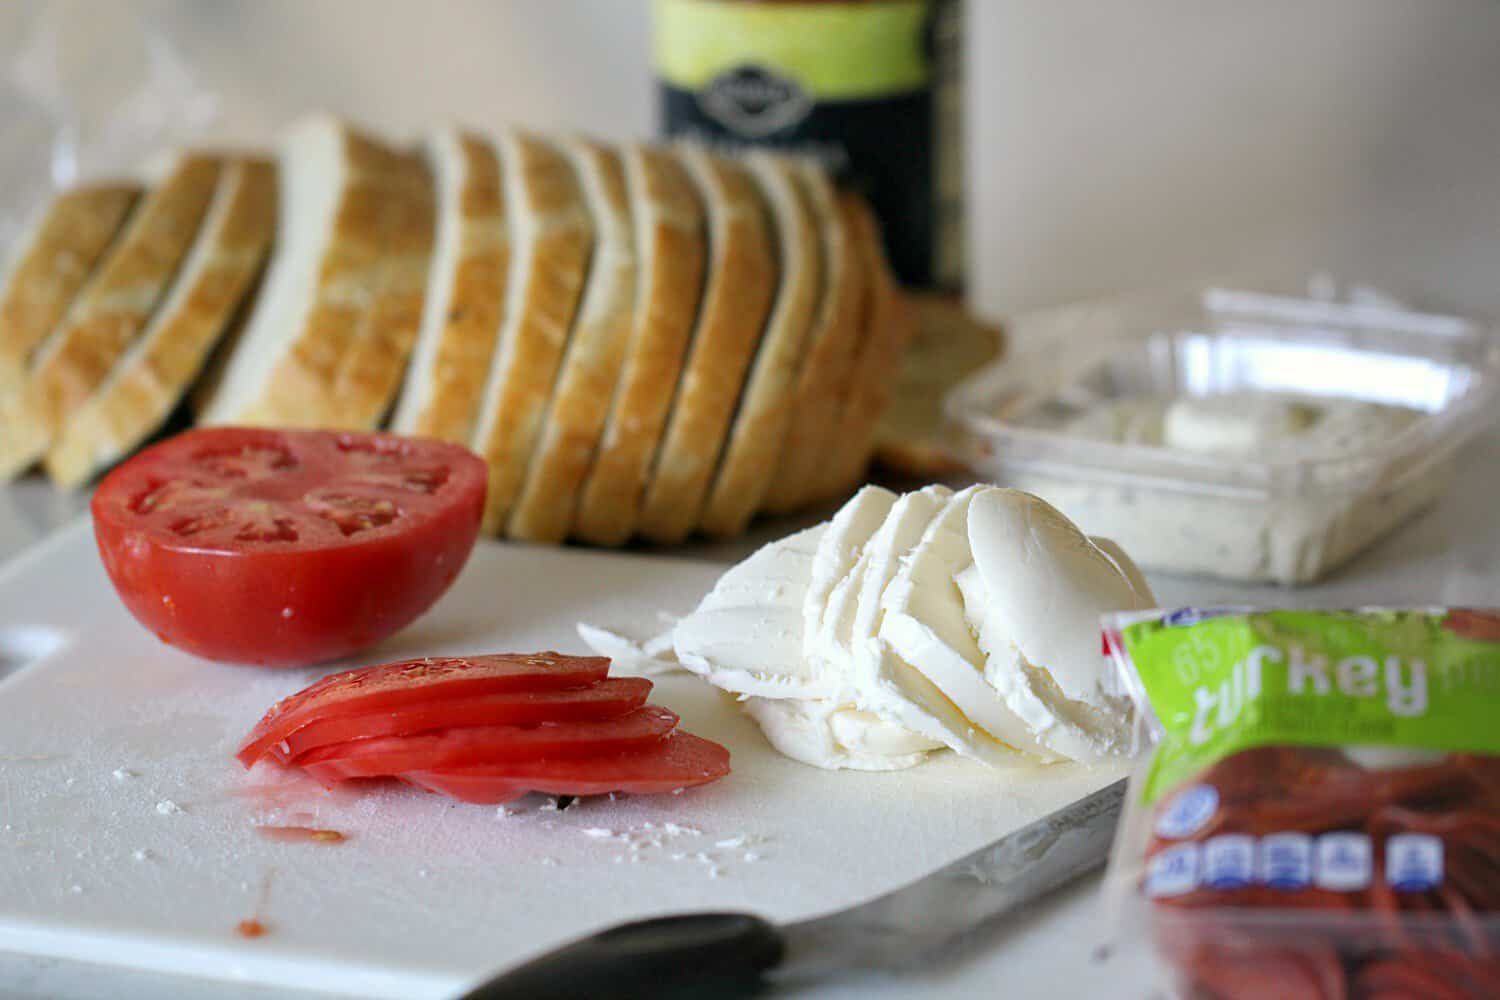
{"left": 804, "top": 486, "right": 896, "bottom": 668}
{"left": 878, "top": 487, "right": 1059, "bottom": 760}
{"left": 741, "top": 697, "right": 939, "bottom": 772}
{"left": 1163, "top": 393, "right": 1317, "bottom": 456}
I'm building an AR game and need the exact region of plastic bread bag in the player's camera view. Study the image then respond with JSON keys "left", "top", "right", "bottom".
{"left": 1100, "top": 607, "right": 1500, "bottom": 999}
{"left": 0, "top": 0, "right": 214, "bottom": 248}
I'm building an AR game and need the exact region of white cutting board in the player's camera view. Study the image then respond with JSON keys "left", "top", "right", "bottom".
{"left": 0, "top": 520, "right": 1128, "bottom": 999}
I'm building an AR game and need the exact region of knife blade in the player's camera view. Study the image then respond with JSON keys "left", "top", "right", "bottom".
{"left": 458, "top": 777, "right": 1126, "bottom": 999}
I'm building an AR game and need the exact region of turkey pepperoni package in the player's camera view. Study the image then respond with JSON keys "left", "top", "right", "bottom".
{"left": 1101, "top": 607, "right": 1500, "bottom": 999}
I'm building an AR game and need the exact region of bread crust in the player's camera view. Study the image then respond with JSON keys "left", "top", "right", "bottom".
{"left": 508, "top": 139, "right": 636, "bottom": 543}
{"left": 697, "top": 151, "right": 822, "bottom": 538}
{"left": 817, "top": 192, "right": 916, "bottom": 499}
{"left": 636, "top": 147, "right": 775, "bottom": 543}
{"left": 0, "top": 184, "right": 139, "bottom": 395}
{"left": 390, "top": 130, "right": 508, "bottom": 443}
{"left": 45, "top": 159, "right": 276, "bottom": 488}
{"left": 759, "top": 163, "right": 866, "bottom": 514}
{"left": 1, "top": 157, "right": 221, "bottom": 480}
{"left": 471, "top": 131, "right": 593, "bottom": 535}
{"left": 572, "top": 145, "right": 705, "bottom": 546}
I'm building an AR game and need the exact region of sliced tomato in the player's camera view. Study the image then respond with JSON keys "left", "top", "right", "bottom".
{"left": 237, "top": 652, "right": 610, "bottom": 766}
{"left": 402, "top": 732, "right": 732, "bottom": 804}
{"left": 92, "top": 427, "right": 487, "bottom": 667}
{"left": 299, "top": 706, "right": 680, "bottom": 784}
{"left": 263, "top": 677, "right": 653, "bottom": 765}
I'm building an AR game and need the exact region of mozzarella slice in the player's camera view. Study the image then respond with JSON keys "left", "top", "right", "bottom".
{"left": 742, "top": 697, "right": 940, "bottom": 772}
{"left": 968, "top": 489, "right": 1153, "bottom": 706}
{"left": 1090, "top": 535, "right": 1154, "bottom": 608}
{"left": 804, "top": 485, "right": 896, "bottom": 664}
{"left": 671, "top": 525, "right": 831, "bottom": 699}
{"left": 878, "top": 487, "right": 1059, "bottom": 760}
{"left": 576, "top": 623, "right": 681, "bottom": 677}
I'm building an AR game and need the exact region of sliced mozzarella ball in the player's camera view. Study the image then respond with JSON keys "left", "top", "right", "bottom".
{"left": 1090, "top": 535, "right": 1155, "bottom": 609}
{"left": 879, "top": 487, "right": 1058, "bottom": 760}
{"left": 576, "top": 622, "right": 682, "bottom": 676}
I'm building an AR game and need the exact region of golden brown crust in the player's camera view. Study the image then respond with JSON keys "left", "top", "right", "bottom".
{"left": 0, "top": 157, "right": 221, "bottom": 479}
{"left": 44, "top": 160, "right": 275, "bottom": 488}
{"left": 759, "top": 163, "right": 866, "bottom": 514}
{"left": 0, "top": 184, "right": 140, "bottom": 395}
{"left": 391, "top": 131, "right": 508, "bottom": 443}
{"left": 571, "top": 145, "right": 706, "bottom": 546}
{"left": 636, "top": 147, "right": 775, "bottom": 544}
{"left": 472, "top": 131, "right": 593, "bottom": 535}
{"left": 873, "top": 292, "right": 1005, "bottom": 477}
{"left": 697, "top": 151, "right": 823, "bottom": 539}
{"left": 817, "top": 192, "right": 915, "bottom": 500}
{"left": 508, "top": 139, "right": 636, "bottom": 543}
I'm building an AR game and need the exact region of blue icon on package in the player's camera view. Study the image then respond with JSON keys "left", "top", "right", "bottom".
{"left": 1386, "top": 834, "right": 1443, "bottom": 892}
{"left": 1258, "top": 832, "right": 1313, "bottom": 890}
{"left": 1154, "top": 784, "right": 1219, "bottom": 839}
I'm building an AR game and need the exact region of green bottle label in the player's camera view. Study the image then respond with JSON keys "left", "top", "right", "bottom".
{"left": 1118, "top": 609, "right": 1500, "bottom": 803}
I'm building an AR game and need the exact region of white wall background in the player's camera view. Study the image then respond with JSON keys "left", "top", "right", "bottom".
{"left": 4, "top": 0, "right": 1498, "bottom": 321}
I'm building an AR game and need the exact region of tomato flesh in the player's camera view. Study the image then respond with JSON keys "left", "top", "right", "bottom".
{"left": 263, "top": 677, "right": 653, "bottom": 765}
{"left": 402, "top": 732, "right": 733, "bottom": 804}
{"left": 92, "top": 427, "right": 487, "bottom": 667}
{"left": 237, "top": 652, "right": 609, "bottom": 765}
{"left": 299, "top": 706, "right": 680, "bottom": 784}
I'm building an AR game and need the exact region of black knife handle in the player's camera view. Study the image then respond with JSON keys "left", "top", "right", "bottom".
{"left": 458, "top": 912, "right": 786, "bottom": 1000}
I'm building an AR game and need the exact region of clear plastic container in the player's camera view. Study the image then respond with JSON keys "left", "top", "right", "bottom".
{"left": 945, "top": 287, "right": 1500, "bottom": 584}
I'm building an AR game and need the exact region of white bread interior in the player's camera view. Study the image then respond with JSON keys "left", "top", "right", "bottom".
{"left": 389, "top": 128, "right": 508, "bottom": 442}
{"left": 698, "top": 151, "right": 823, "bottom": 538}
{"left": 469, "top": 130, "right": 593, "bottom": 535}
{"left": 508, "top": 137, "right": 636, "bottom": 543}
{"left": 571, "top": 145, "right": 706, "bottom": 546}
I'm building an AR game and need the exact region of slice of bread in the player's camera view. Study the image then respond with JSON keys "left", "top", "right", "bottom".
{"left": 697, "top": 151, "right": 822, "bottom": 538}
{"left": 0, "top": 184, "right": 139, "bottom": 396}
{"left": 759, "top": 163, "right": 867, "bottom": 515}
{"left": 874, "top": 294, "right": 1004, "bottom": 477}
{"left": 572, "top": 146, "right": 705, "bottom": 546}
{"left": 470, "top": 131, "right": 593, "bottom": 535}
{"left": 816, "top": 192, "right": 916, "bottom": 499}
{"left": 388, "top": 128, "right": 508, "bottom": 443}
{"left": 45, "top": 159, "right": 276, "bottom": 488}
{"left": 0, "top": 156, "right": 222, "bottom": 480}
{"left": 508, "top": 139, "right": 636, "bottom": 543}
{"left": 635, "top": 147, "right": 775, "bottom": 543}
{"left": 197, "top": 118, "right": 434, "bottom": 429}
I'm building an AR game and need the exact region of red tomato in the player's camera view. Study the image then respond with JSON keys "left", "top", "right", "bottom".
{"left": 92, "top": 427, "right": 488, "bottom": 668}
{"left": 299, "top": 706, "right": 680, "bottom": 784}
{"left": 264, "top": 677, "right": 653, "bottom": 765}
{"left": 403, "top": 731, "right": 732, "bottom": 804}
{"left": 237, "top": 651, "right": 609, "bottom": 765}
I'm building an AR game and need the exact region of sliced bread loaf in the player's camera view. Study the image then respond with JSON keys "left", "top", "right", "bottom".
{"left": 759, "top": 162, "right": 866, "bottom": 515}
{"left": 0, "top": 184, "right": 139, "bottom": 396}
{"left": 470, "top": 131, "right": 593, "bottom": 535}
{"left": 45, "top": 159, "right": 276, "bottom": 487}
{"left": 697, "top": 151, "right": 822, "bottom": 538}
{"left": 572, "top": 146, "right": 705, "bottom": 546}
{"left": 388, "top": 128, "right": 508, "bottom": 443}
{"left": 508, "top": 138, "right": 636, "bottom": 543}
{"left": 635, "top": 146, "right": 775, "bottom": 543}
{"left": 1, "top": 156, "right": 221, "bottom": 480}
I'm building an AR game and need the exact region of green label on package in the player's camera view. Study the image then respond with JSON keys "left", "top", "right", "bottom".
{"left": 1120, "top": 609, "right": 1500, "bottom": 803}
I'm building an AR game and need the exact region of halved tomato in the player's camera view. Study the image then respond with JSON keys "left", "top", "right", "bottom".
{"left": 402, "top": 732, "right": 733, "bottom": 804}
{"left": 299, "top": 706, "right": 680, "bottom": 784}
{"left": 237, "top": 651, "right": 610, "bottom": 765}
{"left": 265, "top": 677, "right": 653, "bottom": 765}
{"left": 92, "top": 427, "right": 487, "bottom": 667}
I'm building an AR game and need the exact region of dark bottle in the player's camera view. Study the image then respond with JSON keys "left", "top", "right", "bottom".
{"left": 654, "top": 0, "right": 963, "bottom": 292}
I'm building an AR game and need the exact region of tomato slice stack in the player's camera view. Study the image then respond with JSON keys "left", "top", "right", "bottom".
{"left": 237, "top": 652, "right": 731, "bottom": 804}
